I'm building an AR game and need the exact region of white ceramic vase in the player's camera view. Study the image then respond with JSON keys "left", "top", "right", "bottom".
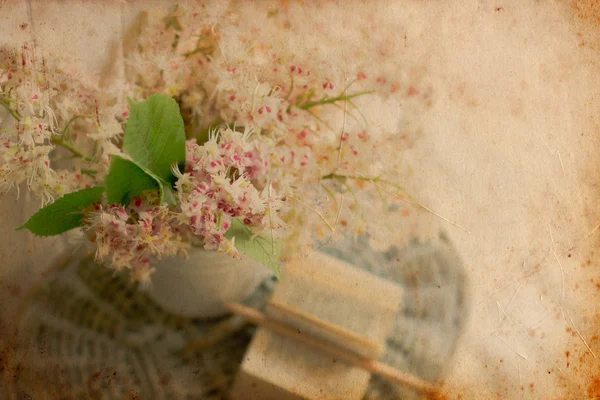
{"left": 146, "top": 248, "right": 271, "bottom": 318}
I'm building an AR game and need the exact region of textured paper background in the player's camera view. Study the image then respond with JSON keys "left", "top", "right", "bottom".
{"left": 1, "top": 0, "right": 599, "bottom": 398}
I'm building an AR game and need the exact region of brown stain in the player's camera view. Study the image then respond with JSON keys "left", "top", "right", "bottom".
{"left": 589, "top": 375, "right": 600, "bottom": 398}
{"left": 0, "top": 278, "right": 21, "bottom": 298}
{"left": 447, "top": 81, "right": 480, "bottom": 109}
{"left": 510, "top": 97, "right": 524, "bottom": 118}
{"left": 87, "top": 370, "right": 102, "bottom": 391}
{"left": 556, "top": 1, "right": 600, "bottom": 398}
{"left": 569, "top": 0, "right": 600, "bottom": 49}
{"left": 425, "top": 391, "right": 449, "bottom": 400}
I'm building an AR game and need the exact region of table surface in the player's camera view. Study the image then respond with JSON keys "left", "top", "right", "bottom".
{"left": 10, "top": 233, "right": 468, "bottom": 399}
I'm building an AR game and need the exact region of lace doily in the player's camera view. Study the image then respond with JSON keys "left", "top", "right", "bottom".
{"left": 10, "top": 233, "right": 468, "bottom": 399}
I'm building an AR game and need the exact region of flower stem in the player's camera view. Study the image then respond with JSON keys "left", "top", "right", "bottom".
{"left": 61, "top": 114, "right": 93, "bottom": 140}
{"left": 0, "top": 98, "right": 22, "bottom": 121}
{"left": 325, "top": 172, "right": 470, "bottom": 233}
{"left": 284, "top": 74, "right": 294, "bottom": 101}
{"left": 322, "top": 172, "right": 408, "bottom": 193}
{"left": 182, "top": 45, "right": 215, "bottom": 59}
{"left": 80, "top": 168, "right": 97, "bottom": 177}
{"left": 322, "top": 172, "right": 375, "bottom": 183}
{"left": 51, "top": 137, "right": 93, "bottom": 162}
{"left": 296, "top": 90, "right": 375, "bottom": 111}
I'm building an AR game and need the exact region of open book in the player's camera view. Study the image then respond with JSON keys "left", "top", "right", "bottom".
{"left": 229, "top": 251, "right": 404, "bottom": 400}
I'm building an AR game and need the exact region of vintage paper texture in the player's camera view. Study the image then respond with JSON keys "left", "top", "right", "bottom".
{"left": 0, "top": 0, "right": 599, "bottom": 398}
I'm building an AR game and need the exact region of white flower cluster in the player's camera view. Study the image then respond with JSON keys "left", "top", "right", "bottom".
{"left": 4, "top": 2, "right": 432, "bottom": 280}
{"left": 0, "top": 45, "right": 129, "bottom": 204}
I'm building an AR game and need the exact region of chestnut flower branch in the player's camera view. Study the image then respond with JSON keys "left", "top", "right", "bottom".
{"left": 6, "top": 3, "right": 431, "bottom": 283}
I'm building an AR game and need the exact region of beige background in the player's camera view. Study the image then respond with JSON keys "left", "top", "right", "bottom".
{"left": 1, "top": 0, "right": 599, "bottom": 398}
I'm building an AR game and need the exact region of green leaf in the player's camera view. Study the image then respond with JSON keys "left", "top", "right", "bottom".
{"left": 105, "top": 155, "right": 161, "bottom": 205}
{"left": 225, "top": 218, "right": 282, "bottom": 278}
{"left": 16, "top": 187, "right": 104, "bottom": 236}
{"left": 123, "top": 94, "right": 186, "bottom": 185}
{"left": 161, "top": 183, "right": 178, "bottom": 206}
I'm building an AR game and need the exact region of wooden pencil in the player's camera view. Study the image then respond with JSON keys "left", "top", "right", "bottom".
{"left": 226, "top": 302, "right": 440, "bottom": 396}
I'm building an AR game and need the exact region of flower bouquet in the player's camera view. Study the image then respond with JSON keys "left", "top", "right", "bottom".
{"left": 1, "top": 4, "right": 428, "bottom": 315}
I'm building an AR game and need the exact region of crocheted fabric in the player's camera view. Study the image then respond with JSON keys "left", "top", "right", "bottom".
{"left": 11, "top": 233, "right": 469, "bottom": 399}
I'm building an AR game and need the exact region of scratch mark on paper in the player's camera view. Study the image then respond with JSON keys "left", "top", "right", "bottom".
{"left": 516, "top": 338, "right": 522, "bottom": 387}
{"left": 564, "top": 308, "right": 597, "bottom": 359}
{"left": 495, "top": 334, "right": 528, "bottom": 360}
{"left": 549, "top": 225, "right": 565, "bottom": 302}
{"left": 568, "top": 222, "right": 600, "bottom": 251}
{"left": 496, "top": 282, "right": 522, "bottom": 327}
{"left": 536, "top": 134, "right": 567, "bottom": 177}
{"left": 557, "top": 150, "right": 566, "bottom": 177}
